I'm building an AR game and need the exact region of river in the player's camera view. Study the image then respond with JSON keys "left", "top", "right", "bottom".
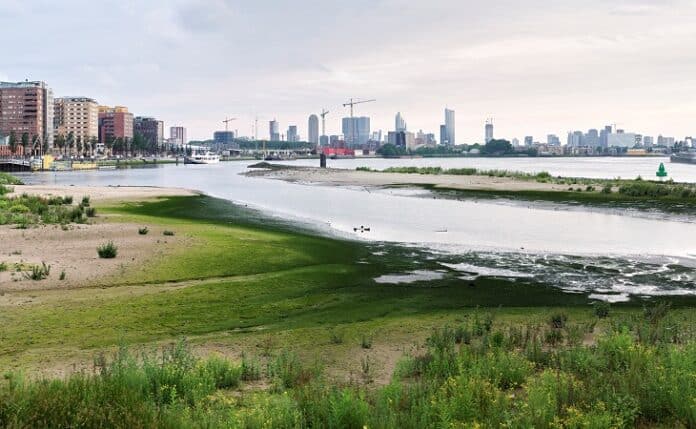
{"left": 15, "top": 157, "right": 696, "bottom": 302}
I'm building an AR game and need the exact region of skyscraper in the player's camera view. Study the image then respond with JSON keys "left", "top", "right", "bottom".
{"left": 308, "top": 114, "right": 319, "bottom": 144}
{"left": 395, "top": 112, "right": 406, "bottom": 132}
{"left": 269, "top": 120, "right": 280, "bottom": 141}
{"left": 341, "top": 116, "right": 370, "bottom": 146}
{"left": 287, "top": 125, "right": 298, "bottom": 142}
{"left": 0, "top": 80, "right": 54, "bottom": 149}
{"left": 440, "top": 125, "right": 447, "bottom": 145}
{"left": 444, "top": 108, "right": 455, "bottom": 145}
{"left": 485, "top": 119, "right": 494, "bottom": 144}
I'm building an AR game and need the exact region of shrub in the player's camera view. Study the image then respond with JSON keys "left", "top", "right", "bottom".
{"left": 203, "top": 356, "right": 242, "bottom": 389}
{"left": 0, "top": 261, "right": 7, "bottom": 272}
{"left": 163, "top": 230, "right": 175, "bottom": 236}
{"left": 329, "top": 329, "right": 344, "bottom": 344}
{"left": 85, "top": 207, "right": 96, "bottom": 217}
{"left": 22, "top": 262, "right": 51, "bottom": 281}
{"left": 63, "top": 195, "right": 73, "bottom": 204}
{"left": 81, "top": 195, "right": 91, "bottom": 206}
{"left": 97, "top": 241, "right": 118, "bottom": 258}
{"left": 138, "top": 227, "right": 149, "bottom": 235}
{"left": 360, "top": 335, "right": 373, "bottom": 349}
{"left": 241, "top": 354, "right": 262, "bottom": 381}
{"left": 550, "top": 312, "right": 568, "bottom": 329}
{"left": 59, "top": 270, "right": 66, "bottom": 280}
{"left": 601, "top": 184, "right": 613, "bottom": 194}
{"left": 593, "top": 301, "right": 610, "bottom": 318}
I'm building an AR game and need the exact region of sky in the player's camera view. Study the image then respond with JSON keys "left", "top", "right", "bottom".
{"left": 2, "top": 0, "right": 696, "bottom": 143}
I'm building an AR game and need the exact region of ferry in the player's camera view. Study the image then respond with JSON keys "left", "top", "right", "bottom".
{"left": 670, "top": 151, "right": 696, "bottom": 165}
{"left": 185, "top": 151, "right": 220, "bottom": 164}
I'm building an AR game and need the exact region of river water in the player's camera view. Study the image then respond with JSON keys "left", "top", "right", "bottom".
{"left": 15, "top": 157, "right": 696, "bottom": 302}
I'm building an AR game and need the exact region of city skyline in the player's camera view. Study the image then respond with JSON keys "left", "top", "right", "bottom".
{"left": 2, "top": 1, "right": 696, "bottom": 141}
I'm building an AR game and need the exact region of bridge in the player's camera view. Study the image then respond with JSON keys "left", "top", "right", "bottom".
{"left": 0, "top": 158, "right": 33, "bottom": 172}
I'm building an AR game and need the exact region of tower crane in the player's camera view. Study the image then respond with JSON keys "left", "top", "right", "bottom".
{"left": 342, "top": 98, "right": 375, "bottom": 146}
{"left": 320, "top": 109, "right": 329, "bottom": 138}
{"left": 223, "top": 117, "right": 237, "bottom": 132}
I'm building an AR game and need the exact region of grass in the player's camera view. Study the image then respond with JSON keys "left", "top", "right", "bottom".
{"left": 1, "top": 194, "right": 694, "bottom": 427}
{"left": 97, "top": 241, "right": 118, "bottom": 258}
{"left": 1, "top": 309, "right": 695, "bottom": 428}
{"left": 21, "top": 262, "right": 51, "bottom": 281}
{"left": 0, "top": 174, "right": 89, "bottom": 226}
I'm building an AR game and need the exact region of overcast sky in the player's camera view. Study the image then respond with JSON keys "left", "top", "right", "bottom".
{"left": 2, "top": 0, "right": 696, "bottom": 142}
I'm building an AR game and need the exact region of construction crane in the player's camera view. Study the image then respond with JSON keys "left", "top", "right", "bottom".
{"left": 320, "top": 109, "right": 329, "bottom": 138}
{"left": 342, "top": 98, "right": 375, "bottom": 146}
{"left": 222, "top": 117, "right": 237, "bottom": 132}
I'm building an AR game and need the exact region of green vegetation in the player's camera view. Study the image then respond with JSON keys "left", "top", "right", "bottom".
{"left": 138, "top": 226, "right": 149, "bottom": 235}
{"left": 1, "top": 307, "right": 695, "bottom": 428}
{"left": 97, "top": 241, "right": 118, "bottom": 258}
{"left": 163, "top": 230, "right": 175, "bottom": 236}
{"left": 2, "top": 194, "right": 695, "bottom": 427}
{"left": 22, "top": 262, "right": 51, "bottom": 281}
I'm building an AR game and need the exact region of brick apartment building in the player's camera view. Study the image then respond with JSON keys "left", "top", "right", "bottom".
{"left": 0, "top": 80, "right": 54, "bottom": 153}
{"left": 98, "top": 105, "right": 134, "bottom": 143}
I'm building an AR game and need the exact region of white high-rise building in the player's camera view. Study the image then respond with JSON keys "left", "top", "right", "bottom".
{"left": 395, "top": 112, "right": 406, "bottom": 132}
{"left": 485, "top": 119, "right": 494, "bottom": 144}
{"left": 269, "top": 120, "right": 280, "bottom": 141}
{"left": 308, "top": 114, "right": 319, "bottom": 144}
{"left": 170, "top": 126, "right": 186, "bottom": 146}
{"left": 445, "top": 108, "right": 455, "bottom": 145}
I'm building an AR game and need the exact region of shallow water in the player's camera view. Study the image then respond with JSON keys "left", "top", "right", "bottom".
{"left": 16, "top": 158, "right": 696, "bottom": 300}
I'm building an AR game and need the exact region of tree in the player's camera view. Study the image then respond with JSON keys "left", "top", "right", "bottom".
{"left": 105, "top": 136, "right": 115, "bottom": 156}
{"left": 21, "top": 132, "right": 29, "bottom": 157}
{"left": 31, "top": 134, "right": 39, "bottom": 156}
{"left": 89, "top": 137, "right": 98, "bottom": 157}
{"left": 483, "top": 139, "right": 513, "bottom": 156}
{"left": 76, "top": 136, "right": 83, "bottom": 157}
{"left": 8, "top": 131, "right": 17, "bottom": 155}
{"left": 67, "top": 132, "right": 75, "bottom": 157}
{"left": 54, "top": 133, "right": 66, "bottom": 156}
{"left": 377, "top": 143, "right": 406, "bottom": 157}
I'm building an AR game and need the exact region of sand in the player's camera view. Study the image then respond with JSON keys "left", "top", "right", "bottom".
{"left": 1, "top": 185, "right": 196, "bottom": 292}
{"left": 246, "top": 166, "right": 575, "bottom": 192}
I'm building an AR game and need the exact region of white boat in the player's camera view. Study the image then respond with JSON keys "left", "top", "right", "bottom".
{"left": 185, "top": 151, "right": 220, "bottom": 164}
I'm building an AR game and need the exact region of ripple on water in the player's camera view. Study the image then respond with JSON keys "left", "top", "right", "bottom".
{"left": 374, "top": 270, "right": 445, "bottom": 284}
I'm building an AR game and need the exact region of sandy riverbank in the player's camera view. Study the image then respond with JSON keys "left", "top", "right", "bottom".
{"left": 8, "top": 184, "right": 198, "bottom": 203}
{"left": 1, "top": 185, "right": 197, "bottom": 293}
{"left": 246, "top": 166, "right": 575, "bottom": 192}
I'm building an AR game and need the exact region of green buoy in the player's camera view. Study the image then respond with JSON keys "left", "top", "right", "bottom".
{"left": 656, "top": 163, "right": 668, "bottom": 179}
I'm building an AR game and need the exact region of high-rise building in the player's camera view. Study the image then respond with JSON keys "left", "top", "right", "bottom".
{"left": 98, "top": 106, "right": 134, "bottom": 143}
{"left": 213, "top": 131, "right": 235, "bottom": 146}
{"left": 269, "top": 120, "right": 280, "bottom": 141}
{"left": 657, "top": 135, "right": 675, "bottom": 146}
{"left": 599, "top": 125, "right": 612, "bottom": 147}
{"left": 170, "top": 126, "right": 187, "bottom": 147}
{"left": 319, "top": 135, "right": 329, "bottom": 146}
{"left": 643, "top": 136, "right": 654, "bottom": 148}
{"left": 54, "top": 97, "right": 99, "bottom": 149}
{"left": 485, "top": 119, "right": 494, "bottom": 144}
{"left": 287, "top": 125, "right": 298, "bottom": 142}
{"left": 134, "top": 116, "right": 164, "bottom": 149}
{"left": 608, "top": 132, "right": 638, "bottom": 148}
{"left": 395, "top": 112, "right": 407, "bottom": 132}
{"left": 524, "top": 136, "right": 533, "bottom": 146}
{"left": 584, "top": 129, "right": 599, "bottom": 148}
{"left": 547, "top": 134, "right": 560, "bottom": 146}
{"left": 439, "top": 125, "right": 447, "bottom": 145}
{"left": 511, "top": 138, "right": 520, "bottom": 147}
{"left": 308, "top": 114, "right": 319, "bottom": 144}
{"left": 444, "top": 108, "right": 455, "bottom": 145}
{"left": 567, "top": 131, "right": 584, "bottom": 147}
{"left": 341, "top": 116, "right": 370, "bottom": 146}
{"left": 0, "top": 80, "right": 54, "bottom": 150}
{"left": 371, "top": 130, "right": 382, "bottom": 142}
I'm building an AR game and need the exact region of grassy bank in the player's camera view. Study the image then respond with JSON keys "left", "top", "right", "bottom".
{"left": 357, "top": 166, "right": 696, "bottom": 212}
{"left": 1, "top": 305, "right": 695, "bottom": 428}
{"left": 2, "top": 194, "right": 695, "bottom": 427}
